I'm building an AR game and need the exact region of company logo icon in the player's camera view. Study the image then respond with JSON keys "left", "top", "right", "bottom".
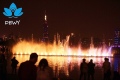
{"left": 3, "top": 3, "right": 23, "bottom": 18}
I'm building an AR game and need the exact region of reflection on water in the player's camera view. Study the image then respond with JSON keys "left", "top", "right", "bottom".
{"left": 11, "top": 54, "right": 115, "bottom": 80}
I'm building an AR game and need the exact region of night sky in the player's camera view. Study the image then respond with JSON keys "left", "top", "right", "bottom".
{"left": 0, "top": 0, "right": 120, "bottom": 40}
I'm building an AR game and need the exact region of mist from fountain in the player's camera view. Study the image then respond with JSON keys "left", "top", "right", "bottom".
{"left": 12, "top": 34, "right": 113, "bottom": 57}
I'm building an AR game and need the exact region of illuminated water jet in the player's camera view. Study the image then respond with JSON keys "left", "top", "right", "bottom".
{"left": 12, "top": 35, "right": 113, "bottom": 57}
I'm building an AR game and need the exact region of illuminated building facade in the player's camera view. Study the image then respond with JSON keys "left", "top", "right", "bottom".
{"left": 112, "top": 29, "right": 120, "bottom": 55}
{"left": 114, "top": 29, "right": 120, "bottom": 47}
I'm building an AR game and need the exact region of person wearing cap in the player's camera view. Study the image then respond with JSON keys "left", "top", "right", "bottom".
{"left": 18, "top": 53, "right": 38, "bottom": 80}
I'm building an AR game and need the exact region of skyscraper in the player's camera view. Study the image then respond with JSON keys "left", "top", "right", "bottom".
{"left": 42, "top": 11, "right": 49, "bottom": 43}
{"left": 112, "top": 29, "right": 120, "bottom": 55}
{"left": 114, "top": 29, "right": 120, "bottom": 47}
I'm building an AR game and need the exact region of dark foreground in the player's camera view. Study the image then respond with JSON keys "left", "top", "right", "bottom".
{"left": 2, "top": 53, "right": 120, "bottom": 80}
{"left": 5, "top": 70, "right": 120, "bottom": 80}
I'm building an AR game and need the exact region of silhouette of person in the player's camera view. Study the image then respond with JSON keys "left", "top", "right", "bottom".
{"left": 79, "top": 58, "right": 88, "bottom": 80}
{"left": 0, "top": 54, "right": 7, "bottom": 80}
{"left": 102, "top": 58, "right": 111, "bottom": 80}
{"left": 36, "top": 58, "right": 54, "bottom": 80}
{"left": 18, "top": 53, "right": 38, "bottom": 80}
{"left": 88, "top": 59, "right": 95, "bottom": 80}
{"left": 11, "top": 56, "right": 19, "bottom": 74}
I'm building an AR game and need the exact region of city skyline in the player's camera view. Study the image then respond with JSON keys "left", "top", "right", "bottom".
{"left": 0, "top": 0, "right": 120, "bottom": 40}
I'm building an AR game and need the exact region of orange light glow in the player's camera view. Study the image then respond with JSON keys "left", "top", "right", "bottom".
{"left": 12, "top": 40, "right": 113, "bottom": 57}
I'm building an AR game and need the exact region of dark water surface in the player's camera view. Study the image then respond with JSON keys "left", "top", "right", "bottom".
{"left": 6, "top": 54, "right": 120, "bottom": 80}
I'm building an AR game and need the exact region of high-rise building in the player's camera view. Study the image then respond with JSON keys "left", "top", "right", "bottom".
{"left": 114, "top": 29, "right": 120, "bottom": 47}
{"left": 42, "top": 11, "right": 49, "bottom": 43}
{"left": 112, "top": 29, "right": 120, "bottom": 55}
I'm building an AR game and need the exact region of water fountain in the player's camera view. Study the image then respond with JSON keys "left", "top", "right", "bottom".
{"left": 12, "top": 34, "right": 113, "bottom": 57}
{"left": 11, "top": 34, "right": 115, "bottom": 80}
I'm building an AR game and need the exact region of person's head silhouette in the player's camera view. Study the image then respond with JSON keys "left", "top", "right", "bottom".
{"left": 39, "top": 58, "right": 48, "bottom": 70}
{"left": 90, "top": 59, "right": 93, "bottom": 63}
{"left": 30, "top": 53, "right": 38, "bottom": 64}
{"left": 83, "top": 58, "right": 86, "bottom": 62}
